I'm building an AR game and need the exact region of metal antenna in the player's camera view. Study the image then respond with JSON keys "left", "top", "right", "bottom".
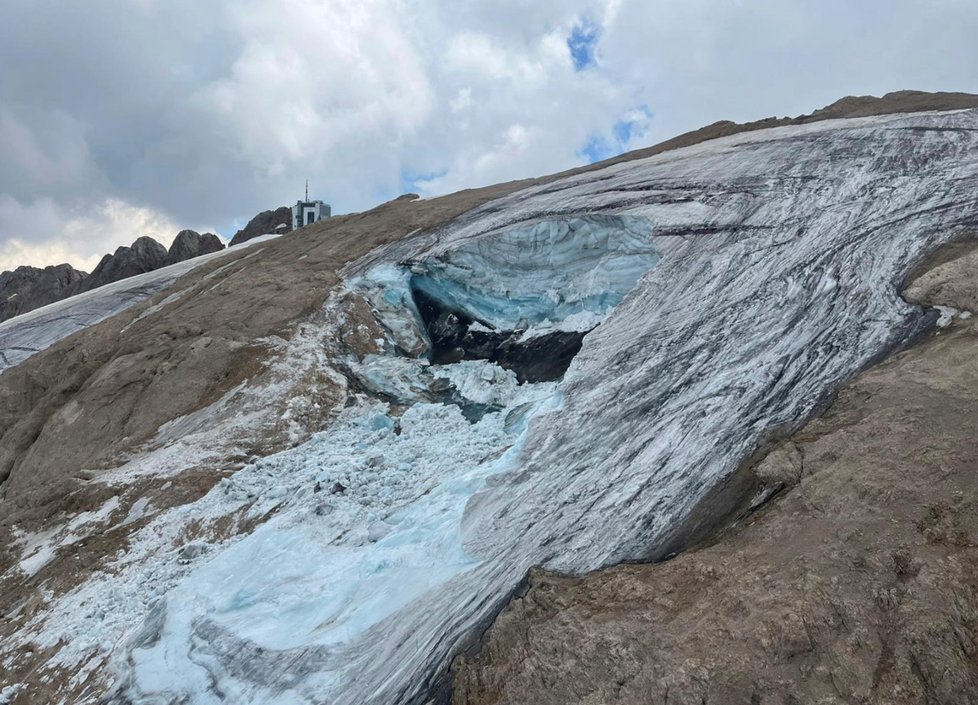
{"left": 305, "top": 179, "right": 308, "bottom": 201}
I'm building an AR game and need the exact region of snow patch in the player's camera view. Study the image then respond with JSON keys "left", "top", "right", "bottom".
{"left": 935, "top": 304, "right": 972, "bottom": 327}
{"left": 0, "top": 684, "right": 23, "bottom": 705}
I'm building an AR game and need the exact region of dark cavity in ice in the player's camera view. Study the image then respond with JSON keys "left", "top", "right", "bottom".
{"left": 410, "top": 284, "right": 587, "bottom": 383}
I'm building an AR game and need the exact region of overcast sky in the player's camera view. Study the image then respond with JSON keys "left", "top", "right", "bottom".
{"left": 2, "top": 0, "right": 978, "bottom": 272}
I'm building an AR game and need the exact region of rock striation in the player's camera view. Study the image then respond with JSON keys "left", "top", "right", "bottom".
{"left": 229, "top": 206, "right": 291, "bottom": 246}
{"left": 165, "top": 230, "right": 225, "bottom": 266}
{"left": 0, "top": 264, "right": 87, "bottom": 323}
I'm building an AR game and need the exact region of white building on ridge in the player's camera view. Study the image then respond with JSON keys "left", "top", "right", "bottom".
{"left": 292, "top": 181, "right": 332, "bottom": 229}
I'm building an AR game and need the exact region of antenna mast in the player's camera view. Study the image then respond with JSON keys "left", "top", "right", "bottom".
{"left": 305, "top": 179, "right": 308, "bottom": 201}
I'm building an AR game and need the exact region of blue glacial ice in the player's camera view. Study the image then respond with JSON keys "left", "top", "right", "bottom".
{"left": 350, "top": 215, "right": 661, "bottom": 358}
{"left": 116, "top": 362, "right": 560, "bottom": 704}
{"left": 409, "top": 215, "right": 660, "bottom": 331}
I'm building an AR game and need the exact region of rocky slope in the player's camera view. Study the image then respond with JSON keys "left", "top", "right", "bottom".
{"left": 452, "top": 240, "right": 978, "bottom": 705}
{"left": 0, "top": 263, "right": 87, "bottom": 322}
{"left": 1, "top": 92, "right": 978, "bottom": 705}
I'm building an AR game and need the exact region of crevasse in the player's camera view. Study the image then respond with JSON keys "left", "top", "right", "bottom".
{"left": 350, "top": 215, "right": 659, "bottom": 367}
{"left": 407, "top": 214, "right": 660, "bottom": 331}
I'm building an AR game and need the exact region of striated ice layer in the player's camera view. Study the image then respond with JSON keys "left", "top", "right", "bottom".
{"left": 410, "top": 215, "right": 659, "bottom": 331}
{"left": 108, "top": 109, "right": 978, "bottom": 703}
{"left": 350, "top": 215, "right": 660, "bottom": 356}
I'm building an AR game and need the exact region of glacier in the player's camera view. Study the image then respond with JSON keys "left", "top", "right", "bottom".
{"left": 349, "top": 214, "right": 661, "bottom": 383}
{"left": 406, "top": 214, "right": 659, "bottom": 331}
{"left": 14, "top": 109, "right": 978, "bottom": 704}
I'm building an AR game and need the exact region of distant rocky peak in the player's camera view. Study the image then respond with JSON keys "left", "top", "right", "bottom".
{"left": 229, "top": 206, "right": 292, "bottom": 246}
{"left": 166, "top": 230, "right": 225, "bottom": 266}
{"left": 74, "top": 236, "right": 169, "bottom": 294}
{"left": 0, "top": 263, "right": 87, "bottom": 323}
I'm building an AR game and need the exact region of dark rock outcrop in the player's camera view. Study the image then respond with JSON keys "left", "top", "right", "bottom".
{"left": 229, "top": 207, "right": 291, "bottom": 246}
{"left": 0, "top": 264, "right": 87, "bottom": 323}
{"left": 71, "top": 236, "right": 169, "bottom": 294}
{"left": 166, "top": 230, "right": 225, "bottom": 266}
{"left": 411, "top": 285, "right": 586, "bottom": 383}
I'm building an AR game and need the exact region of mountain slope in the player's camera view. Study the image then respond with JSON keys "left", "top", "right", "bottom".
{"left": 1, "top": 92, "right": 978, "bottom": 705}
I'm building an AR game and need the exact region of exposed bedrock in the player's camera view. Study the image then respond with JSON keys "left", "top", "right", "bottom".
{"left": 451, "top": 240, "right": 978, "bottom": 705}
{"left": 412, "top": 284, "right": 586, "bottom": 383}
{"left": 72, "top": 236, "right": 170, "bottom": 294}
{"left": 229, "top": 206, "right": 292, "bottom": 246}
{"left": 165, "top": 230, "right": 225, "bottom": 266}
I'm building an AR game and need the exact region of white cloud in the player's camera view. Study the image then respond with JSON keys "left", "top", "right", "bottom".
{"left": 0, "top": 196, "right": 190, "bottom": 273}
{"left": 450, "top": 88, "right": 474, "bottom": 113}
{"left": 3, "top": 0, "right": 978, "bottom": 269}
{"left": 0, "top": 109, "right": 106, "bottom": 200}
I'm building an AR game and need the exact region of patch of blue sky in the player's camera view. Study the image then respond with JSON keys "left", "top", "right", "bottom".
{"left": 567, "top": 18, "right": 600, "bottom": 71}
{"left": 578, "top": 135, "right": 615, "bottom": 164}
{"left": 579, "top": 105, "right": 654, "bottom": 165}
{"left": 399, "top": 168, "right": 448, "bottom": 195}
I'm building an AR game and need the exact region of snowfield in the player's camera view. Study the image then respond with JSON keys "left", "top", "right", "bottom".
{"left": 6, "top": 109, "right": 978, "bottom": 704}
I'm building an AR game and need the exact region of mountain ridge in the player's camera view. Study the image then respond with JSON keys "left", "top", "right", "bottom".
{"left": 0, "top": 230, "right": 225, "bottom": 324}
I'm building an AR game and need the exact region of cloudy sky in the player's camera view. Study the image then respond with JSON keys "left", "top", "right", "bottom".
{"left": 2, "top": 0, "right": 977, "bottom": 272}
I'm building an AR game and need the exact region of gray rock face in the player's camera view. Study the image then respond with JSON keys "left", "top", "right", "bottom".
{"left": 0, "top": 264, "right": 87, "bottom": 323}
{"left": 166, "top": 230, "right": 225, "bottom": 266}
{"left": 229, "top": 207, "right": 291, "bottom": 246}
{"left": 74, "top": 236, "right": 169, "bottom": 294}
